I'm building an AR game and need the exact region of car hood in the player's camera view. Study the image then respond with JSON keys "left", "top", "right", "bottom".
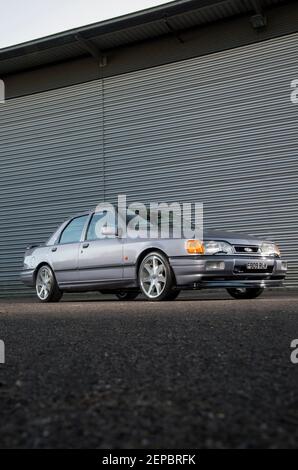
{"left": 203, "top": 229, "right": 265, "bottom": 245}
{"left": 126, "top": 227, "right": 266, "bottom": 245}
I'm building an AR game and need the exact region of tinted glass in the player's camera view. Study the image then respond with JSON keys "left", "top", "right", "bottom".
{"left": 87, "top": 212, "right": 117, "bottom": 241}
{"left": 60, "top": 215, "right": 88, "bottom": 244}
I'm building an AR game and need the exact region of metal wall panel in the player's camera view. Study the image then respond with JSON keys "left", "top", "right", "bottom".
{"left": 104, "top": 32, "right": 298, "bottom": 287}
{"left": 0, "top": 81, "right": 104, "bottom": 296}
{"left": 1, "top": 32, "right": 298, "bottom": 296}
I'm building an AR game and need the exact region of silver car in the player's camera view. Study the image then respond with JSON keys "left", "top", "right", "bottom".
{"left": 21, "top": 209, "right": 287, "bottom": 302}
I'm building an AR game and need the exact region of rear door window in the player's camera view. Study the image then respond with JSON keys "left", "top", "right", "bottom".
{"left": 59, "top": 215, "right": 88, "bottom": 244}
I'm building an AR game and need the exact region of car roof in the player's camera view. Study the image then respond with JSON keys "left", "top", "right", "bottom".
{"left": 68, "top": 210, "right": 94, "bottom": 220}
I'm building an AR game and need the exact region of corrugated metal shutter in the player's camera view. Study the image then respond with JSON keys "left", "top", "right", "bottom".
{"left": 0, "top": 81, "right": 103, "bottom": 296}
{"left": 1, "top": 33, "right": 298, "bottom": 296}
{"left": 104, "top": 32, "right": 298, "bottom": 288}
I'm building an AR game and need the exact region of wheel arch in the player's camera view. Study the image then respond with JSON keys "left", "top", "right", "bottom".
{"left": 136, "top": 248, "right": 177, "bottom": 285}
{"left": 33, "top": 262, "right": 54, "bottom": 282}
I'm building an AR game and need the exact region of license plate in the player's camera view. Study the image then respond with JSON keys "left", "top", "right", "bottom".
{"left": 246, "top": 262, "right": 268, "bottom": 270}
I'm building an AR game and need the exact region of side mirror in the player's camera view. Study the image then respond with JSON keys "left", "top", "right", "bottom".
{"left": 101, "top": 226, "right": 118, "bottom": 237}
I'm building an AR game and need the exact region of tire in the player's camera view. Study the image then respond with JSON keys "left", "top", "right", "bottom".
{"left": 138, "top": 251, "right": 175, "bottom": 301}
{"left": 116, "top": 291, "right": 139, "bottom": 301}
{"left": 35, "top": 265, "right": 63, "bottom": 303}
{"left": 226, "top": 287, "right": 264, "bottom": 299}
{"left": 166, "top": 289, "right": 181, "bottom": 301}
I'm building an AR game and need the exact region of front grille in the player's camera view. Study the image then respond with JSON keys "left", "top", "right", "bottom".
{"left": 233, "top": 245, "right": 260, "bottom": 254}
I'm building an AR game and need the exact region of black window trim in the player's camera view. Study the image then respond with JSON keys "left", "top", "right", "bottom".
{"left": 58, "top": 214, "right": 90, "bottom": 245}
{"left": 85, "top": 211, "right": 110, "bottom": 242}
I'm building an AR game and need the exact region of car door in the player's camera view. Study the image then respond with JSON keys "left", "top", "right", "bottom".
{"left": 50, "top": 214, "right": 89, "bottom": 286}
{"left": 78, "top": 211, "right": 124, "bottom": 286}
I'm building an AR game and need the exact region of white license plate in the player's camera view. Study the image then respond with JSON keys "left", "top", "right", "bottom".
{"left": 246, "top": 262, "right": 268, "bottom": 270}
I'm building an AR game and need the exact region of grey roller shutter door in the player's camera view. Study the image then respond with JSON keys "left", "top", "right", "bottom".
{"left": 0, "top": 81, "right": 103, "bottom": 297}
{"left": 104, "top": 32, "right": 298, "bottom": 288}
{"left": 1, "top": 33, "right": 298, "bottom": 296}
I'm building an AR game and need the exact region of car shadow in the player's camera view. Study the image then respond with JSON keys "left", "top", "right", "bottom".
{"left": 60, "top": 295, "right": 232, "bottom": 303}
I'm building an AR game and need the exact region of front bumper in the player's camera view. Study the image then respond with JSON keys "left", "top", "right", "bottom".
{"left": 20, "top": 269, "right": 35, "bottom": 287}
{"left": 170, "top": 256, "right": 287, "bottom": 289}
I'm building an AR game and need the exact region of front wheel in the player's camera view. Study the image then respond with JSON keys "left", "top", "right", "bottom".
{"left": 36, "top": 265, "right": 63, "bottom": 303}
{"left": 226, "top": 287, "right": 264, "bottom": 299}
{"left": 166, "top": 289, "right": 181, "bottom": 301}
{"left": 139, "top": 252, "right": 175, "bottom": 301}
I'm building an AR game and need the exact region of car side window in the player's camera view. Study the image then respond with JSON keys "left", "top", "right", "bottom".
{"left": 86, "top": 212, "right": 117, "bottom": 241}
{"left": 59, "top": 215, "right": 88, "bottom": 244}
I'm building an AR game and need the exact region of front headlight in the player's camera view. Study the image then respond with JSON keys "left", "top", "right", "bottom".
{"left": 260, "top": 242, "right": 281, "bottom": 257}
{"left": 204, "top": 241, "right": 234, "bottom": 255}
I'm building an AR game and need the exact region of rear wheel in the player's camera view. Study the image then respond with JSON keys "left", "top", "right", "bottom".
{"left": 226, "top": 287, "right": 264, "bottom": 299}
{"left": 139, "top": 252, "right": 175, "bottom": 301}
{"left": 36, "top": 265, "right": 63, "bottom": 303}
{"left": 116, "top": 291, "right": 139, "bottom": 301}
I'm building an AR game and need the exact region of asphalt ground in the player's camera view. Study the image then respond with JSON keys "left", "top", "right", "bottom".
{"left": 0, "top": 290, "right": 297, "bottom": 449}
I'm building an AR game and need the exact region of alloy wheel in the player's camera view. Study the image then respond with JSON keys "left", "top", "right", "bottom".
{"left": 36, "top": 266, "right": 53, "bottom": 301}
{"left": 140, "top": 254, "right": 167, "bottom": 299}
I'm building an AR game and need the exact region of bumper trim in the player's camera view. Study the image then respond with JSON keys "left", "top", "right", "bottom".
{"left": 170, "top": 255, "right": 287, "bottom": 289}
{"left": 185, "top": 279, "right": 285, "bottom": 289}
{"left": 20, "top": 270, "right": 35, "bottom": 287}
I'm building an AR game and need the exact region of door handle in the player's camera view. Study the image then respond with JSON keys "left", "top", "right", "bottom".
{"left": 51, "top": 247, "right": 57, "bottom": 252}
{"left": 82, "top": 243, "right": 89, "bottom": 249}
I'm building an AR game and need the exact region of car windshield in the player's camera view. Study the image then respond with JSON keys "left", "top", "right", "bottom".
{"left": 125, "top": 209, "right": 155, "bottom": 230}
{"left": 123, "top": 208, "right": 183, "bottom": 238}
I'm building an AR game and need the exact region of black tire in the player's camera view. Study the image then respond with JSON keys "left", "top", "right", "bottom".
{"left": 138, "top": 251, "right": 175, "bottom": 301}
{"left": 116, "top": 291, "right": 139, "bottom": 301}
{"left": 35, "top": 265, "right": 63, "bottom": 303}
{"left": 166, "top": 289, "right": 181, "bottom": 301}
{"left": 226, "top": 287, "right": 264, "bottom": 299}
